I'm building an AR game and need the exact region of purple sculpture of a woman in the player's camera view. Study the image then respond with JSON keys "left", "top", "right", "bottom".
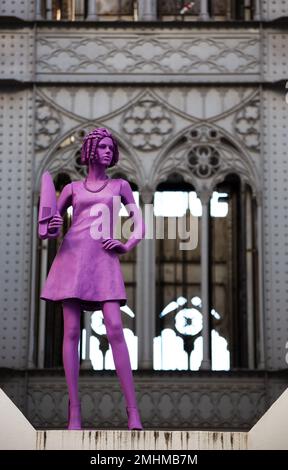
{"left": 39, "top": 127, "right": 145, "bottom": 430}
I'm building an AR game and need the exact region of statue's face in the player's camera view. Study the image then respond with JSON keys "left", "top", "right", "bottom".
{"left": 95, "top": 137, "right": 114, "bottom": 167}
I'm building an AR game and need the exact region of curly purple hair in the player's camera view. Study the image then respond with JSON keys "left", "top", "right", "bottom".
{"left": 80, "top": 127, "right": 119, "bottom": 168}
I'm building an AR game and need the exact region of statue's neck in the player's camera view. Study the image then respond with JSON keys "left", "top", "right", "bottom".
{"left": 87, "top": 163, "right": 107, "bottom": 182}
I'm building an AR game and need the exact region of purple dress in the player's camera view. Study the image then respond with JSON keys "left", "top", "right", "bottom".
{"left": 40, "top": 178, "right": 127, "bottom": 311}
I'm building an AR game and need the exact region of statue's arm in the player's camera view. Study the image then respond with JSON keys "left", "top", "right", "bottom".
{"left": 120, "top": 179, "right": 146, "bottom": 252}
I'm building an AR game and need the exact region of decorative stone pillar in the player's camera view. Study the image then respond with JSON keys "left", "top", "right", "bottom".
{"left": 199, "top": 0, "right": 209, "bottom": 21}
{"left": 86, "top": 0, "right": 98, "bottom": 20}
{"left": 136, "top": 186, "right": 155, "bottom": 369}
{"left": 137, "top": 0, "right": 157, "bottom": 21}
{"left": 246, "top": 188, "right": 255, "bottom": 369}
{"left": 257, "top": 200, "right": 265, "bottom": 369}
{"left": 28, "top": 199, "right": 40, "bottom": 368}
{"left": 199, "top": 190, "right": 211, "bottom": 370}
{"left": 35, "top": 0, "right": 43, "bottom": 20}
{"left": 46, "top": 0, "right": 52, "bottom": 20}
{"left": 38, "top": 238, "right": 49, "bottom": 368}
{"left": 253, "top": 0, "right": 261, "bottom": 20}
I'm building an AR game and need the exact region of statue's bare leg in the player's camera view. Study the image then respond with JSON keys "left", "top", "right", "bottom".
{"left": 102, "top": 300, "right": 143, "bottom": 430}
{"left": 62, "top": 298, "right": 82, "bottom": 429}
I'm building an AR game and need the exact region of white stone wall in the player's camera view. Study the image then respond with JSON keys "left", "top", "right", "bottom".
{"left": 0, "top": 0, "right": 35, "bottom": 20}
{"left": 0, "top": 30, "right": 34, "bottom": 82}
{"left": 0, "top": 89, "right": 34, "bottom": 368}
{"left": 262, "top": 88, "right": 288, "bottom": 369}
{"left": 262, "top": 0, "right": 288, "bottom": 21}
{"left": 263, "top": 30, "right": 288, "bottom": 82}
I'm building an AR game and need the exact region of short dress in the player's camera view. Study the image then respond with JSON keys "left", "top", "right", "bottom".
{"left": 40, "top": 178, "right": 127, "bottom": 311}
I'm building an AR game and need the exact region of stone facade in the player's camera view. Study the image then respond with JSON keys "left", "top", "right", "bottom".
{"left": 0, "top": 1, "right": 288, "bottom": 429}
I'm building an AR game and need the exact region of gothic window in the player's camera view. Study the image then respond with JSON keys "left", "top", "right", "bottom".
{"left": 95, "top": 1, "right": 136, "bottom": 20}
{"left": 51, "top": 0, "right": 75, "bottom": 20}
{"left": 40, "top": 0, "right": 254, "bottom": 21}
{"left": 48, "top": 0, "right": 136, "bottom": 21}
{"left": 210, "top": 175, "right": 259, "bottom": 369}
{"left": 210, "top": 0, "right": 253, "bottom": 20}
{"left": 153, "top": 172, "right": 258, "bottom": 370}
{"left": 157, "top": 0, "right": 253, "bottom": 21}
{"left": 153, "top": 174, "right": 201, "bottom": 370}
{"left": 157, "top": 0, "right": 200, "bottom": 20}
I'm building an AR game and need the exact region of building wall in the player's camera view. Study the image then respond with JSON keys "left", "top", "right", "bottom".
{"left": 0, "top": 89, "right": 34, "bottom": 368}
{"left": 262, "top": 88, "right": 288, "bottom": 369}
{"left": 0, "top": 0, "right": 35, "bottom": 20}
{"left": 0, "top": 0, "right": 288, "bottom": 428}
{"left": 262, "top": 0, "right": 288, "bottom": 21}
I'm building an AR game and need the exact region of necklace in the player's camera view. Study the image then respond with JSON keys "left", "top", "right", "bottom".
{"left": 83, "top": 177, "right": 110, "bottom": 193}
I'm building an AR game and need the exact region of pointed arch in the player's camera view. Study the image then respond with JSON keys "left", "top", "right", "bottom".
{"left": 150, "top": 123, "right": 261, "bottom": 202}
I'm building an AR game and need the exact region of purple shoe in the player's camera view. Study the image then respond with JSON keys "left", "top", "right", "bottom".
{"left": 67, "top": 400, "right": 82, "bottom": 430}
{"left": 126, "top": 407, "right": 143, "bottom": 430}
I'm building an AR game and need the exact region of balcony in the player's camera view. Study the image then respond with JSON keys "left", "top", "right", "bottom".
{"left": 35, "top": 0, "right": 261, "bottom": 22}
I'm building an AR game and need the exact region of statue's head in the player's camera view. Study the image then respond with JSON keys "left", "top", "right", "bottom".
{"left": 80, "top": 127, "right": 119, "bottom": 168}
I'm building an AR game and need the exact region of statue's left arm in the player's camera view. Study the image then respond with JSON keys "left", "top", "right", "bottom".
{"left": 120, "top": 179, "right": 146, "bottom": 252}
{"left": 102, "top": 178, "right": 146, "bottom": 254}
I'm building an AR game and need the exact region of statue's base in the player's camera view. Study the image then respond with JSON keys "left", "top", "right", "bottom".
{"left": 1, "top": 387, "right": 288, "bottom": 450}
{"left": 36, "top": 429, "right": 247, "bottom": 450}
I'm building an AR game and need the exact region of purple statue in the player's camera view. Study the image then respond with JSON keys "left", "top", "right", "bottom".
{"left": 38, "top": 127, "right": 145, "bottom": 430}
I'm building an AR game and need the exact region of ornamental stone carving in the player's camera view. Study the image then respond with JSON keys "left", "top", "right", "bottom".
{"left": 187, "top": 145, "right": 221, "bottom": 178}
{"left": 122, "top": 98, "right": 173, "bottom": 150}
{"left": 35, "top": 97, "right": 62, "bottom": 150}
{"left": 37, "top": 32, "right": 260, "bottom": 81}
{"left": 234, "top": 98, "right": 260, "bottom": 151}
